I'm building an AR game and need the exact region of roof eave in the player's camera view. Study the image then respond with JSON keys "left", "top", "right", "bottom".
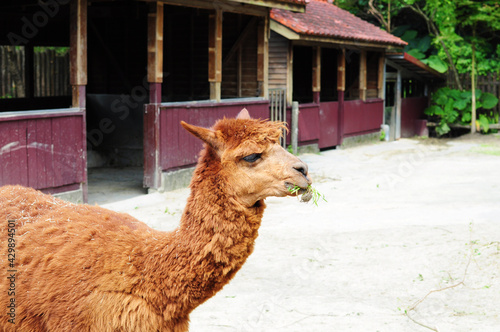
{"left": 386, "top": 52, "right": 447, "bottom": 80}
{"left": 230, "top": 0, "right": 305, "bottom": 12}
{"left": 270, "top": 20, "right": 406, "bottom": 49}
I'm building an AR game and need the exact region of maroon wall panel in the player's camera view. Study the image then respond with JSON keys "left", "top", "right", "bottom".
{"left": 343, "top": 99, "right": 383, "bottom": 137}
{"left": 401, "top": 97, "right": 428, "bottom": 138}
{"left": 318, "top": 101, "right": 339, "bottom": 149}
{"left": 154, "top": 100, "right": 269, "bottom": 172}
{"left": 297, "top": 104, "right": 320, "bottom": 144}
{"left": 0, "top": 109, "right": 86, "bottom": 192}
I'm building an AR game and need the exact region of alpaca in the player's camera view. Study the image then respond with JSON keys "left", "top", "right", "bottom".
{"left": 0, "top": 109, "right": 311, "bottom": 331}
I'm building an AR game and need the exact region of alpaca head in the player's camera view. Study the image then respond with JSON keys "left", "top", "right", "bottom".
{"left": 181, "top": 109, "right": 312, "bottom": 207}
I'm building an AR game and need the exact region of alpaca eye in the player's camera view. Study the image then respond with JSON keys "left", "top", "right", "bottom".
{"left": 242, "top": 153, "right": 261, "bottom": 163}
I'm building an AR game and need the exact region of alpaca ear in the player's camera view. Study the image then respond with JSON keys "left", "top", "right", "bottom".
{"left": 181, "top": 121, "right": 222, "bottom": 150}
{"left": 236, "top": 108, "right": 251, "bottom": 120}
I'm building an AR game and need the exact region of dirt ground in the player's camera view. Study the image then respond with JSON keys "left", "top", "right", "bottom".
{"left": 91, "top": 133, "right": 500, "bottom": 332}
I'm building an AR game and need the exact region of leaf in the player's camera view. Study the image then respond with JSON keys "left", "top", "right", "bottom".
{"left": 407, "top": 49, "right": 425, "bottom": 60}
{"left": 461, "top": 90, "right": 472, "bottom": 99}
{"left": 416, "top": 35, "right": 432, "bottom": 53}
{"left": 436, "top": 123, "right": 451, "bottom": 136}
{"left": 454, "top": 98, "right": 468, "bottom": 110}
{"left": 426, "top": 55, "right": 448, "bottom": 73}
{"left": 436, "top": 94, "right": 449, "bottom": 106}
{"left": 401, "top": 30, "right": 418, "bottom": 42}
{"left": 425, "top": 105, "right": 443, "bottom": 116}
{"left": 448, "top": 89, "right": 461, "bottom": 100}
{"left": 392, "top": 25, "right": 411, "bottom": 37}
{"left": 480, "top": 92, "right": 499, "bottom": 109}
{"left": 461, "top": 112, "right": 471, "bottom": 123}
{"left": 477, "top": 114, "right": 490, "bottom": 132}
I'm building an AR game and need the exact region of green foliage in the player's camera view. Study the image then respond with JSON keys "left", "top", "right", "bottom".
{"left": 425, "top": 87, "right": 499, "bottom": 135}
{"left": 392, "top": 25, "right": 449, "bottom": 73}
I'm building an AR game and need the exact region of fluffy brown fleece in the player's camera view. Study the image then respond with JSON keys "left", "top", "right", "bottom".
{"left": 0, "top": 110, "right": 311, "bottom": 331}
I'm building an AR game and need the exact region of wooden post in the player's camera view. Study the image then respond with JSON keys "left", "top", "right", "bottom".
{"left": 70, "top": 0, "right": 88, "bottom": 202}
{"left": 291, "top": 101, "right": 299, "bottom": 155}
{"left": 359, "top": 50, "right": 367, "bottom": 101}
{"left": 287, "top": 44, "right": 294, "bottom": 106}
{"left": 148, "top": 2, "right": 163, "bottom": 104}
{"left": 378, "top": 52, "right": 385, "bottom": 99}
{"left": 312, "top": 46, "right": 321, "bottom": 104}
{"left": 257, "top": 16, "right": 269, "bottom": 98}
{"left": 209, "top": 9, "right": 222, "bottom": 101}
{"left": 70, "top": 0, "right": 87, "bottom": 108}
{"left": 395, "top": 69, "right": 402, "bottom": 139}
{"left": 337, "top": 49, "right": 346, "bottom": 145}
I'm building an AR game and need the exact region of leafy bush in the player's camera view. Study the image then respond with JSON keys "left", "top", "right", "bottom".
{"left": 425, "top": 87, "right": 499, "bottom": 136}
{"left": 393, "top": 25, "right": 448, "bottom": 74}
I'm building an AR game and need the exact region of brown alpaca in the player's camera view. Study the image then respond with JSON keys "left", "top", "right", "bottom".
{"left": 0, "top": 109, "right": 311, "bottom": 331}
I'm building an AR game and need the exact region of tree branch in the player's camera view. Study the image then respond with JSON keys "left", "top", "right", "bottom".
{"left": 368, "top": 0, "right": 389, "bottom": 31}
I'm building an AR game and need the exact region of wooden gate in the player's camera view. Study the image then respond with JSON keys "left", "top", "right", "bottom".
{"left": 269, "top": 88, "right": 287, "bottom": 147}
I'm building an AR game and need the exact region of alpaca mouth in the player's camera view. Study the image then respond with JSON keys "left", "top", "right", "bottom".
{"left": 285, "top": 182, "right": 308, "bottom": 195}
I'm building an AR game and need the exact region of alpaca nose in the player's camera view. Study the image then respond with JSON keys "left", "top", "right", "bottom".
{"left": 293, "top": 162, "right": 308, "bottom": 177}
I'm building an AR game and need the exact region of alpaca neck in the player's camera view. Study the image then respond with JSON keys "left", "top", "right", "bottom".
{"left": 142, "top": 168, "right": 265, "bottom": 318}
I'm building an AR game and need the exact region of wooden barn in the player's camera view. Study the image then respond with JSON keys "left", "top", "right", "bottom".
{"left": 0, "top": 0, "right": 441, "bottom": 201}
{"left": 268, "top": 0, "right": 407, "bottom": 149}
{"left": 0, "top": 0, "right": 306, "bottom": 201}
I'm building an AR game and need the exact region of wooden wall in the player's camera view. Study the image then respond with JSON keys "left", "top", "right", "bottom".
{"left": 268, "top": 31, "right": 288, "bottom": 90}
{"left": 0, "top": 109, "right": 86, "bottom": 194}
{"left": 343, "top": 99, "right": 383, "bottom": 137}
{"left": 401, "top": 96, "right": 428, "bottom": 138}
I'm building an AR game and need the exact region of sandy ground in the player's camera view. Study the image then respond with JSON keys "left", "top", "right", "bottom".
{"left": 90, "top": 134, "right": 500, "bottom": 332}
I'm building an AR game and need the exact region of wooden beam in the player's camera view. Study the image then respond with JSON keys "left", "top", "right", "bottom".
{"left": 312, "top": 46, "right": 321, "bottom": 92}
{"left": 337, "top": 48, "right": 345, "bottom": 91}
{"left": 287, "top": 42, "right": 293, "bottom": 105}
{"left": 257, "top": 16, "right": 268, "bottom": 98}
{"left": 359, "top": 50, "right": 367, "bottom": 101}
{"left": 70, "top": 0, "right": 87, "bottom": 108}
{"left": 148, "top": 3, "right": 163, "bottom": 103}
{"left": 378, "top": 52, "right": 385, "bottom": 99}
{"left": 209, "top": 9, "right": 222, "bottom": 101}
{"left": 156, "top": 0, "right": 269, "bottom": 16}
{"left": 148, "top": 3, "right": 164, "bottom": 84}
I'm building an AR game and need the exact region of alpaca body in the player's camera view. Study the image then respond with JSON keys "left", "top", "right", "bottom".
{"left": 0, "top": 110, "right": 311, "bottom": 331}
{"left": 0, "top": 184, "right": 261, "bottom": 331}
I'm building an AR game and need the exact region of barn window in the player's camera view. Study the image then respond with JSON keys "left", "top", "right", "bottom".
{"left": 344, "top": 50, "right": 359, "bottom": 100}
{"left": 0, "top": 45, "right": 26, "bottom": 99}
{"left": 320, "top": 47, "right": 338, "bottom": 102}
{"left": 292, "top": 45, "right": 313, "bottom": 104}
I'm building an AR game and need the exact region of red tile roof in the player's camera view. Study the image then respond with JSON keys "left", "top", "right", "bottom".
{"left": 271, "top": 0, "right": 406, "bottom": 47}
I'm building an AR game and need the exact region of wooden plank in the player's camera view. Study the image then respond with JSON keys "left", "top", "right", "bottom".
{"left": 26, "top": 119, "right": 38, "bottom": 188}
{"left": 0, "top": 108, "right": 83, "bottom": 122}
{"left": 337, "top": 49, "right": 345, "bottom": 91}
{"left": 359, "top": 50, "right": 367, "bottom": 101}
{"left": 12, "top": 121, "right": 28, "bottom": 186}
{"left": 0, "top": 122, "right": 12, "bottom": 185}
{"left": 208, "top": 9, "right": 223, "bottom": 101}
{"left": 70, "top": 0, "right": 87, "bottom": 86}
{"left": 312, "top": 46, "right": 321, "bottom": 92}
{"left": 378, "top": 52, "right": 385, "bottom": 99}
{"left": 148, "top": 3, "right": 164, "bottom": 83}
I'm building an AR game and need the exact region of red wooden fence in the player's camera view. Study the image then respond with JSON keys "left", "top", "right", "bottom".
{"left": 343, "top": 99, "right": 384, "bottom": 137}
{"left": 144, "top": 99, "right": 269, "bottom": 189}
{"left": 0, "top": 109, "right": 86, "bottom": 194}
